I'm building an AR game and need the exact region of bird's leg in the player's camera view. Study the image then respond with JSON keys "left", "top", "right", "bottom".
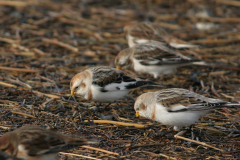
{"left": 90, "top": 102, "right": 105, "bottom": 112}
{"left": 116, "top": 101, "right": 121, "bottom": 106}
{"left": 71, "top": 96, "right": 87, "bottom": 109}
{"left": 92, "top": 102, "right": 103, "bottom": 112}
{"left": 96, "top": 102, "right": 101, "bottom": 107}
{"left": 104, "top": 102, "right": 112, "bottom": 111}
{"left": 173, "top": 126, "right": 182, "bottom": 131}
{"left": 153, "top": 74, "right": 158, "bottom": 79}
{"left": 174, "top": 130, "right": 186, "bottom": 137}
{"left": 190, "top": 125, "right": 195, "bottom": 140}
{"left": 123, "top": 95, "right": 135, "bottom": 101}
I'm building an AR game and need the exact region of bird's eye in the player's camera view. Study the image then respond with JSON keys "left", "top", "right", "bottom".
{"left": 136, "top": 108, "right": 139, "bottom": 111}
{"left": 75, "top": 86, "right": 79, "bottom": 90}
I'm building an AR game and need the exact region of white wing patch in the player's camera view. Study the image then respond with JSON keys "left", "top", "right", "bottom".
{"left": 104, "top": 82, "right": 136, "bottom": 91}
{"left": 170, "top": 104, "right": 188, "bottom": 111}
{"left": 17, "top": 144, "right": 28, "bottom": 159}
{"left": 135, "top": 39, "right": 150, "bottom": 44}
{"left": 127, "top": 35, "right": 135, "bottom": 47}
{"left": 156, "top": 103, "right": 168, "bottom": 113}
{"left": 169, "top": 42, "right": 198, "bottom": 49}
{"left": 141, "top": 60, "right": 160, "bottom": 65}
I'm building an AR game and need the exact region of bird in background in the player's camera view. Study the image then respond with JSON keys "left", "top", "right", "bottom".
{"left": 134, "top": 88, "right": 240, "bottom": 131}
{"left": 115, "top": 41, "right": 206, "bottom": 78}
{"left": 124, "top": 21, "right": 199, "bottom": 49}
{"left": 70, "top": 66, "right": 164, "bottom": 103}
{"left": 0, "top": 151, "right": 23, "bottom": 160}
{"left": 0, "top": 125, "right": 98, "bottom": 160}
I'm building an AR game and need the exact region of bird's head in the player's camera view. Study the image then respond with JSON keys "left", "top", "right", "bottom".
{"left": 115, "top": 47, "right": 134, "bottom": 70}
{"left": 70, "top": 70, "right": 92, "bottom": 98}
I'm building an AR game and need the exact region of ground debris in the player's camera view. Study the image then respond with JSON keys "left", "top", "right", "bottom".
{"left": 0, "top": 0, "right": 240, "bottom": 159}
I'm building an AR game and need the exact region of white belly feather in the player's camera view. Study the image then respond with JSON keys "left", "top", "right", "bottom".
{"left": 91, "top": 83, "right": 131, "bottom": 102}
{"left": 132, "top": 58, "right": 177, "bottom": 78}
{"left": 154, "top": 103, "right": 209, "bottom": 128}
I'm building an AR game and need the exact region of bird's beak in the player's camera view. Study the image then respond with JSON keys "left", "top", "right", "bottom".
{"left": 116, "top": 66, "right": 121, "bottom": 70}
{"left": 136, "top": 112, "right": 139, "bottom": 117}
{"left": 71, "top": 91, "right": 76, "bottom": 97}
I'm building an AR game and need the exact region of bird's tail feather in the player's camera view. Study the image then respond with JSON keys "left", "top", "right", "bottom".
{"left": 192, "top": 61, "right": 209, "bottom": 66}
{"left": 168, "top": 36, "right": 199, "bottom": 49}
{"left": 169, "top": 43, "right": 199, "bottom": 49}
{"left": 125, "top": 81, "right": 164, "bottom": 89}
{"left": 74, "top": 138, "right": 99, "bottom": 145}
{"left": 225, "top": 102, "right": 240, "bottom": 106}
{"left": 86, "top": 139, "right": 99, "bottom": 145}
{"left": 188, "top": 102, "right": 240, "bottom": 111}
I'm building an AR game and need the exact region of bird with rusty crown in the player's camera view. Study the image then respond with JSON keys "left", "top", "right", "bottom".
{"left": 115, "top": 41, "right": 206, "bottom": 78}
{"left": 124, "top": 21, "right": 198, "bottom": 49}
{"left": 134, "top": 88, "right": 240, "bottom": 131}
{"left": 0, "top": 125, "right": 98, "bottom": 160}
{"left": 70, "top": 66, "right": 164, "bottom": 103}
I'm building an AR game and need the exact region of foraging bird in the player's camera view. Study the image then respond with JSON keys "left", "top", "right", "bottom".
{"left": 0, "top": 151, "right": 22, "bottom": 160}
{"left": 124, "top": 21, "right": 198, "bottom": 49}
{"left": 70, "top": 66, "right": 163, "bottom": 102}
{"left": 115, "top": 42, "right": 206, "bottom": 78}
{"left": 0, "top": 126, "right": 98, "bottom": 160}
{"left": 134, "top": 88, "right": 240, "bottom": 131}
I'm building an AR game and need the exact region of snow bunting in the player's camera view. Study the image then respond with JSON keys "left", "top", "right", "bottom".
{"left": 0, "top": 151, "right": 22, "bottom": 160}
{"left": 70, "top": 66, "right": 163, "bottom": 102}
{"left": 115, "top": 42, "right": 206, "bottom": 78}
{"left": 124, "top": 22, "right": 198, "bottom": 49}
{"left": 134, "top": 88, "right": 240, "bottom": 131}
{"left": 0, "top": 126, "right": 98, "bottom": 160}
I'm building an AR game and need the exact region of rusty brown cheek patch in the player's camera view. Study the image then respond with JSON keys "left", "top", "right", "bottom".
{"left": 88, "top": 89, "right": 93, "bottom": 101}
{"left": 3, "top": 143, "right": 15, "bottom": 156}
{"left": 151, "top": 105, "right": 156, "bottom": 120}
{"left": 128, "top": 59, "right": 133, "bottom": 66}
{"left": 141, "top": 103, "right": 146, "bottom": 110}
{"left": 81, "top": 82, "right": 86, "bottom": 88}
{"left": 0, "top": 135, "right": 12, "bottom": 152}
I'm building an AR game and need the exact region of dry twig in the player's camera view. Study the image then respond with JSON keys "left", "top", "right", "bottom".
{"left": 174, "top": 135, "right": 225, "bottom": 152}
